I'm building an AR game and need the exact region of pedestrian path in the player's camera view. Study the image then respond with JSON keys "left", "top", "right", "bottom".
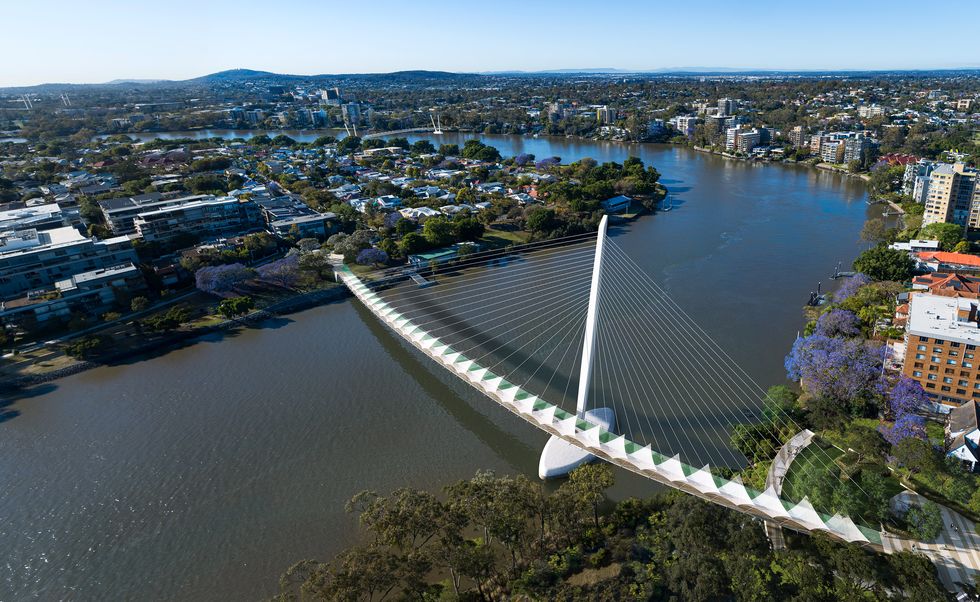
{"left": 886, "top": 491, "right": 980, "bottom": 593}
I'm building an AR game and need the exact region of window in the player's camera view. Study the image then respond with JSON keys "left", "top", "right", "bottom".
{"left": 959, "top": 380, "right": 969, "bottom": 386}
{"left": 935, "top": 347, "right": 944, "bottom": 353}
{"left": 928, "top": 374, "right": 937, "bottom": 380}
{"left": 958, "top": 389, "right": 967, "bottom": 395}
{"left": 943, "top": 377, "right": 953, "bottom": 384}
{"left": 917, "top": 345, "right": 927, "bottom": 351}
{"left": 913, "top": 371, "right": 923, "bottom": 377}
{"left": 932, "top": 356, "right": 941, "bottom": 363}
{"left": 942, "top": 386, "right": 951, "bottom": 392}
{"left": 965, "top": 362, "right": 974, "bottom": 368}
{"left": 936, "top": 339, "right": 946, "bottom": 345}
{"left": 920, "top": 336, "right": 930, "bottom": 342}
{"left": 948, "top": 359, "right": 958, "bottom": 365}
{"left": 969, "top": 344, "right": 976, "bottom": 350}
{"left": 927, "top": 383, "right": 936, "bottom": 389}
{"left": 966, "top": 353, "right": 974, "bottom": 359}
{"left": 951, "top": 351, "right": 959, "bottom": 357}
{"left": 952, "top": 342, "right": 961, "bottom": 348}
{"left": 916, "top": 353, "right": 925, "bottom": 360}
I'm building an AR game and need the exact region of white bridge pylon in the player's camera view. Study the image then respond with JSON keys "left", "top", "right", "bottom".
{"left": 539, "top": 215, "right": 615, "bottom": 479}
{"left": 335, "top": 229, "right": 888, "bottom": 552}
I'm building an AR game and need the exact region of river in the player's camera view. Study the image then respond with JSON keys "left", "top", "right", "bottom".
{"left": 0, "top": 135, "right": 875, "bottom": 600}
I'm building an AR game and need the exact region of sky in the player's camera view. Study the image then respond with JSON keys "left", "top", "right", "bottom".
{"left": 2, "top": 0, "right": 980, "bottom": 87}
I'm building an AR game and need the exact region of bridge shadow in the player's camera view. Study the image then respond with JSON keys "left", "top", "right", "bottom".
{"left": 353, "top": 301, "right": 541, "bottom": 475}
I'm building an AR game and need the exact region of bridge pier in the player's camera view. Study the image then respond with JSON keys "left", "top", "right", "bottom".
{"left": 539, "top": 407, "right": 615, "bottom": 479}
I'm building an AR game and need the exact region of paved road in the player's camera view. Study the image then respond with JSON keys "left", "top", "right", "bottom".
{"left": 884, "top": 493, "right": 980, "bottom": 592}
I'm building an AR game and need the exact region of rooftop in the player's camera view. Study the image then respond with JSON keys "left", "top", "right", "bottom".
{"left": 907, "top": 293, "right": 980, "bottom": 345}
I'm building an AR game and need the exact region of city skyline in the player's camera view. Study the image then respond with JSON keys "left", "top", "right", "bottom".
{"left": 3, "top": 0, "right": 980, "bottom": 87}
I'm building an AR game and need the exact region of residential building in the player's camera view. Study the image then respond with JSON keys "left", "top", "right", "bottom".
{"left": 788, "top": 125, "right": 807, "bottom": 148}
{"left": 0, "top": 203, "right": 65, "bottom": 232}
{"left": 857, "top": 105, "right": 885, "bottom": 118}
{"left": 889, "top": 239, "right": 941, "bottom": 253}
{"left": 717, "top": 98, "right": 736, "bottom": 116}
{"left": 946, "top": 401, "right": 980, "bottom": 471}
{"left": 670, "top": 115, "right": 697, "bottom": 137}
{"left": 596, "top": 105, "right": 617, "bottom": 125}
{"left": 253, "top": 195, "right": 337, "bottom": 239}
{"left": 98, "top": 192, "right": 183, "bottom": 234}
{"left": 916, "top": 251, "right": 980, "bottom": 273}
{"left": 843, "top": 133, "right": 875, "bottom": 164}
{"left": 922, "top": 163, "right": 980, "bottom": 228}
{"left": 904, "top": 160, "right": 937, "bottom": 204}
{"left": 912, "top": 272, "right": 980, "bottom": 298}
{"left": 133, "top": 196, "right": 262, "bottom": 243}
{"left": 0, "top": 226, "right": 137, "bottom": 301}
{"left": 820, "top": 139, "right": 844, "bottom": 163}
{"left": 902, "top": 293, "right": 980, "bottom": 408}
{"left": 0, "top": 263, "right": 146, "bottom": 325}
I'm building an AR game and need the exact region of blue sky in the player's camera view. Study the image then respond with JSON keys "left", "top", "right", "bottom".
{"left": 3, "top": 0, "right": 979, "bottom": 86}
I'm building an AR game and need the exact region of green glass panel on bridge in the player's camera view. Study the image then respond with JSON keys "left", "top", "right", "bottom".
{"left": 532, "top": 400, "right": 550, "bottom": 411}
{"left": 554, "top": 408, "right": 573, "bottom": 420}
{"left": 681, "top": 463, "right": 698, "bottom": 477}
{"left": 481, "top": 371, "right": 498, "bottom": 381}
{"left": 625, "top": 441, "right": 642, "bottom": 454}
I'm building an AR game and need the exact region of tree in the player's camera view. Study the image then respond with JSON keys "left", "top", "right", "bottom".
{"left": 141, "top": 305, "right": 191, "bottom": 332}
{"left": 906, "top": 501, "right": 942, "bottom": 540}
{"left": 64, "top": 335, "right": 106, "bottom": 360}
{"left": 852, "top": 245, "right": 915, "bottom": 282}
{"left": 130, "top": 296, "right": 150, "bottom": 312}
{"left": 337, "top": 136, "right": 361, "bottom": 155}
{"left": 893, "top": 437, "right": 940, "bottom": 477}
{"left": 832, "top": 273, "right": 871, "bottom": 302}
{"left": 880, "top": 413, "right": 927, "bottom": 446}
{"left": 422, "top": 218, "right": 455, "bottom": 247}
{"left": 411, "top": 140, "right": 435, "bottom": 155}
{"left": 399, "top": 232, "right": 427, "bottom": 255}
{"left": 888, "top": 377, "right": 931, "bottom": 418}
{"left": 256, "top": 255, "right": 301, "bottom": 289}
{"left": 218, "top": 296, "right": 254, "bottom": 319}
{"left": 784, "top": 334, "right": 884, "bottom": 407}
{"left": 954, "top": 240, "right": 971, "bottom": 253}
{"left": 814, "top": 309, "right": 861, "bottom": 338}
{"left": 195, "top": 263, "right": 253, "bottom": 295}
{"left": 567, "top": 463, "right": 614, "bottom": 529}
{"left": 860, "top": 218, "right": 889, "bottom": 244}
{"left": 919, "top": 222, "right": 965, "bottom": 251}
{"left": 356, "top": 248, "right": 389, "bottom": 266}
{"left": 526, "top": 207, "right": 558, "bottom": 234}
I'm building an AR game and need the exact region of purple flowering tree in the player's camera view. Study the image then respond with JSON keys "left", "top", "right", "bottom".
{"left": 356, "top": 248, "right": 389, "bottom": 266}
{"left": 814, "top": 309, "right": 861, "bottom": 338}
{"left": 880, "top": 413, "right": 927, "bottom": 446}
{"left": 888, "top": 377, "right": 931, "bottom": 417}
{"left": 832, "top": 273, "right": 871, "bottom": 302}
{"left": 514, "top": 153, "right": 535, "bottom": 167}
{"left": 383, "top": 212, "right": 402, "bottom": 229}
{"left": 534, "top": 156, "right": 561, "bottom": 170}
{"left": 785, "top": 334, "right": 885, "bottom": 403}
{"left": 256, "top": 255, "right": 301, "bottom": 289}
{"left": 195, "top": 263, "right": 253, "bottom": 296}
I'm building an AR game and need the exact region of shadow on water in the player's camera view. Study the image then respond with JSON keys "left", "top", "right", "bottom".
{"left": 353, "top": 301, "right": 540, "bottom": 474}
{"left": 0, "top": 382, "right": 59, "bottom": 423}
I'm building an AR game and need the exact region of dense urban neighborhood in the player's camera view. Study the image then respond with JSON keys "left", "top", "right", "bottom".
{"left": 5, "top": 67, "right": 980, "bottom": 600}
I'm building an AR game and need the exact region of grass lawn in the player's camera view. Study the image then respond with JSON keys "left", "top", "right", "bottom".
{"left": 780, "top": 442, "right": 843, "bottom": 503}
{"left": 480, "top": 227, "right": 531, "bottom": 249}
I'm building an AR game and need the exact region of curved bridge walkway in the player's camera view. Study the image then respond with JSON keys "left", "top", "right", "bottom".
{"left": 337, "top": 264, "right": 889, "bottom": 551}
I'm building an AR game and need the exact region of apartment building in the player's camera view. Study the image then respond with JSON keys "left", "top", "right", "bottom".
{"left": 98, "top": 192, "right": 208, "bottom": 234}
{"left": 596, "top": 105, "right": 617, "bottom": 125}
{"left": 903, "top": 292, "right": 980, "bottom": 408}
{"left": 788, "top": 125, "right": 807, "bottom": 148}
{"left": 904, "top": 159, "right": 937, "bottom": 204}
{"left": 0, "top": 226, "right": 137, "bottom": 301}
{"left": 922, "top": 163, "right": 980, "bottom": 228}
{"left": 133, "top": 196, "right": 262, "bottom": 243}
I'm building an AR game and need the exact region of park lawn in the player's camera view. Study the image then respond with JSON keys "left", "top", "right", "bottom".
{"left": 925, "top": 421, "right": 945, "bottom": 446}
{"left": 480, "top": 228, "right": 531, "bottom": 249}
{"left": 780, "top": 442, "right": 843, "bottom": 503}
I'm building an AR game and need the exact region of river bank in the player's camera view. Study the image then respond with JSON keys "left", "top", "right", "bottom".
{"left": 0, "top": 285, "right": 351, "bottom": 392}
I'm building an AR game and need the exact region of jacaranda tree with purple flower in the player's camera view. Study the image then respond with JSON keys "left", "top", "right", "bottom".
{"left": 814, "top": 309, "right": 861, "bottom": 338}
{"left": 514, "top": 153, "right": 534, "bottom": 167}
{"left": 888, "top": 377, "right": 931, "bottom": 418}
{"left": 785, "top": 334, "right": 885, "bottom": 407}
{"left": 256, "top": 255, "right": 301, "bottom": 289}
{"left": 534, "top": 156, "right": 561, "bottom": 170}
{"left": 356, "top": 248, "right": 389, "bottom": 266}
{"left": 880, "top": 413, "right": 927, "bottom": 446}
{"left": 195, "top": 263, "right": 254, "bottom": 296}
{"left": 832, "top": 273, "right": 871, "bottom": 303}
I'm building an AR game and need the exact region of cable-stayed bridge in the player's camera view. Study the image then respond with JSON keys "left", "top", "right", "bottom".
{"left": 334, "top": 216, "right": 952, "bottom": 556}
